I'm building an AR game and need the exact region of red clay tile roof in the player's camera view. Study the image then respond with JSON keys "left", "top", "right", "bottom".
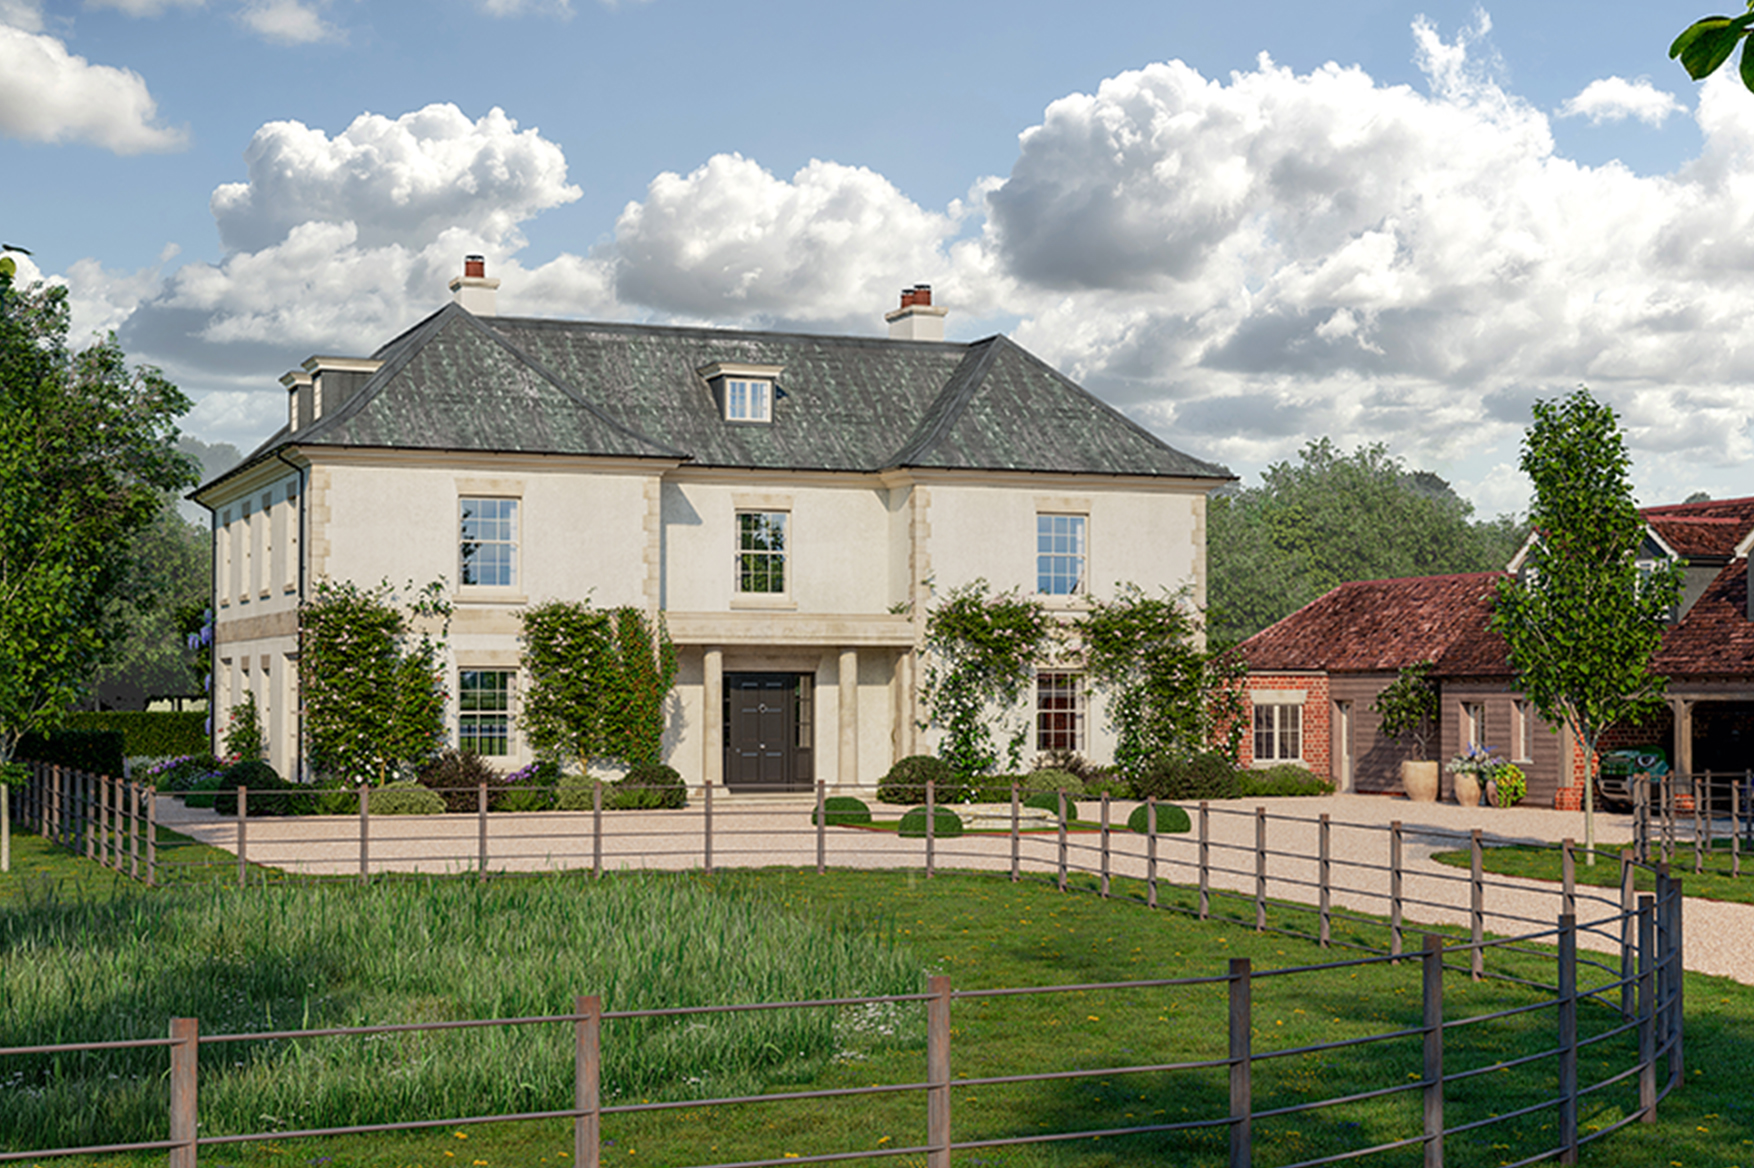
{"left": 1652, "top": 559, "right": 1754, "bottom": 675}
{"left": 1642, "top": 496, "right": 1754, "bottom": 559}
{"left": 1239, "top": 572, "right": 1513, "bottom": 675}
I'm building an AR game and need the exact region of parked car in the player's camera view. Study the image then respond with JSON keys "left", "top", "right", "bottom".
{"left": 1596, "top": 746, "right": 1668, "bottom": 812}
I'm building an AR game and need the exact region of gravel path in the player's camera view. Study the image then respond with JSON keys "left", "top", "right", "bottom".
{"left": 159, "top": 792, "right": 1754, "bottom": 984}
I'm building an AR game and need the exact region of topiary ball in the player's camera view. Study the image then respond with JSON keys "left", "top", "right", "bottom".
{"left": 1127, "top": 802, "right": 1192, "bottom": 834}
{"left": 812, "top": 795, "right": 872, "bottom": 826}
{"left": 614, "top": 762, "right": 687, "bottom": 809}
{"left": 878, "top": 755, "right": 958, "bottom": 805}
{"left": 213, "top": 760, "right": 291, "bottom": 816}
{"left": 898, "top": 805, "right": 964, "bottom": 838}
{"left": 1024, "top": 768, "right": 1081, "bottom": 795}
{"left": 367, "top": 780, "right": 447, "bottom": 816}
{"left": 1023, "top": 790, "right": 1078, "bottom": 822}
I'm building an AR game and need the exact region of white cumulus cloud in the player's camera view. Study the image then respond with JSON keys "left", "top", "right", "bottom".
{"left": 0, "top": 24, "right": 186, "bottom": 152}
{"left": 1560, "top": 76, "right": 1685, "bottom": 126}
{"left": 237, "top": 0, "right": 338, "bottom": 44}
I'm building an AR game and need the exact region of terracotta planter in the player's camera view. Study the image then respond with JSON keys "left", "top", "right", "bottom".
{"left": 1454, "top": 772, "right": 1482, "bottom": 807}
{"left": 1402, "top": 760, "right": 1440, "bottom": 802}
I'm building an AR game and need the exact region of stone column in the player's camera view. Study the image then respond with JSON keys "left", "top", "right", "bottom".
{"left": 839, "top": 647, "right": 859, "bottom": 790}
{"left": 703, "top": 647, "right": 723, "bottom": 788}
{"left": 894, "top": 649, "right": 915, "bottom": 763}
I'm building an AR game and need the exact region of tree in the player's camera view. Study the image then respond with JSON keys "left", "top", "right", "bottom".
{"left": 298, "top": 578, "right": 450, "bottom": 785}
{"left": 1671, "top": 8, "right": 1754, "bottom": 90}
{"left": 919, "top": 581, "right": 1058, "bottom": 777}
{"left": 519, "top": 601, "right": 678, "bottom": 774}
{"left": 1080, "top": 584, "right": 1247, "bottom": 778}
{"left": 1490, "top": 389, "right": 1681, "bottom": 864}
{"left": 1208, "top": 439, "right": 1524, "bottom": 644}
{"left": 1371, "top": 661, "right": 1439, "bottom": 761}
{"left": 1, "top": 269, "right": 195, "bottom": 870}
{"left": 88, "top": 506, "right": 208, "bottom": 708}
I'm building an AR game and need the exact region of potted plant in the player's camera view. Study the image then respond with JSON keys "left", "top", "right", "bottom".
{"left": 1372, "top": 661, "right": 1440, "bottom": 802}
{"left": 1490, "top": 762, "right": 1527, "bottom": 807}
{"left": 1446, "top": 744, "right": 1502, "bottom": 807}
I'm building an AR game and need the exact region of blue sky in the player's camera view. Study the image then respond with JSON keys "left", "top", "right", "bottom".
{"left": 3, "top": 0, "right": 1747, "bottom": 516}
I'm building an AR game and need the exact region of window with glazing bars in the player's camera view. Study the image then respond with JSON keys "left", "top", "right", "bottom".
{"left": 460, "top": 498, "right": 518, "bottom": 587}
{"left": 737, "top": 511, "right": 787, "bottom": 593}
{"left": 1036, "top": 672, "right": 1085, "bottom": 752}
{"left": 1253, "top": 703, "right": 1301, "bottom": 762}
{"left": 458, "top": 670, "right": 512, "bottom": 756}
{"left": 1037, "top": 514, "right": 1085, "bottom": 595}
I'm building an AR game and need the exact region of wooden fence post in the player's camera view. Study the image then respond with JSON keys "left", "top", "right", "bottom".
{"left": 1469, "top": 830, "right": 1484, "bottom": 981}
{"left": 1558, "top": 914, "right": 1579, "bottom": 1164}
{"left": 1056, "top": 789, "right": 1067, "bottom": 893}
{"left": 358, "top": 783, "right": 370, "bottom": 883}
{"left": 1318, "top": 813, "right": 1331, "bottom": 948}
{"left": 1561, "top": 838, "right": 1576, "bottom": 918}
{"left": 1228, "top": 957, "right": 1252, "bottom": 1168}
{"left": 816, "top": 779, "right": 826, "bottom": 876}
{"left": 1198, "top": 802, "right": 1211, "bottom": 921}
{"left": 1696, "top": 772, "right": 1709, "bottom": 875}
{"left": 1391, "top": 821, "right": 1405, "bottom": 962}
{"left": 927, "top": 975, "right": 952, "bottom": 1168}
{"left": 576, "top": 995, "right": 601, "bottom": 1168}
{"left": 1146, "top": 798, "right": 1158, "bottom": 910}
{"left": 1637, "top": 895, "right": 1657, "bottom": 1123}
{"left": 703, "top": 780, "right": 714, "bottom": 876}
{"left": 592, "top": 780, "right": 603, "bottom": 880}
{"left": 83, "top": 771, "right": 95, "bottom": 861}
{"left": 1732, "top": 776, "right": 1742, "bottom": 879}
{"left": 478, "top": 782, "right": 489, "bottom": 875}
{"left": 129, "top": 781, "right": 140, "bottom": 882}
{"left": 236, "top": 787, "right": 248, "bottom": 889}
{"left": 1254, "top": 807, "right": 1267, "bottom": 933}
{"left": 1670, "top": 874, "right": 1685, "bottom": 1086}
{"left": 1620, "top": 851, "right": 1636, "bottom": 1020}
{"left": 1422, "top": 933, "right": 1444, "bottom": 1168}
{"left": 1009, "top": 782, "right": 1020, "bottom": 884}
{"left": 146, "top": 787, "right": 158, "bottom": 887}
{"left": 1099, "top": 793, "right": 1111, "bottom": 899}
{"left": 926, "top": 780, "right": 937, "bottom": 880}
{"left": 169, "top": 1017, "right": 199, "bottom": 1168}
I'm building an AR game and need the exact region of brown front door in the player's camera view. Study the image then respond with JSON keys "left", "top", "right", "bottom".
{"left": 724, "top": 673, "right": 814, "bottom": 791}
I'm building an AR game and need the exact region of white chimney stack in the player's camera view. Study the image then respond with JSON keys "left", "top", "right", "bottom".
{"left": 449, "top": 254, "right": 500, "bottom": 315}
{"left": 885, "top": 283, "right": 947, "bottom": 341}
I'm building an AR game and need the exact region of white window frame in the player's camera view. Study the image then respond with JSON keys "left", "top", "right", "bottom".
{"left": 1512, "top": 699, "right": 1534, "bottom": 763}
{"left": 459, "top": 497, "right": 520, "bottom": 588}
{"left": 735, "top": 510, "right": 789, "bottom": 594}
{"left": 724, "top": 378, "right": 772, "bottom": 423}
{"left": 1463, "top": 701, "right": 1486, "bottom": 752}
{"left": 1253, "top": 703, "right": 1302, "bottom": 764}
{"left": 1035, "top": 671, "right": 1086, "bottom": 753}
{"left": 458, "top": 668, "right": 514, "bottom": 757}
{"left": 1036, "top": 513, "right": 1087, "bottom": 597}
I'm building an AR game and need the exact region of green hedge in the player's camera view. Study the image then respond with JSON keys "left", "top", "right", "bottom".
{"left": 64, "top": 711, "right": 208, "bottom": 758}
{"left": 16, "top": 729, "right": 126, "bottom": 777}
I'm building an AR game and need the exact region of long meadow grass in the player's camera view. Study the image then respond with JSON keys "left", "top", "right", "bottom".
{"left": 0, "top": 871, "right": 921, "bottom": 1150}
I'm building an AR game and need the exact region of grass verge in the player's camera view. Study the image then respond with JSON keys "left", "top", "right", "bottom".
{"left": 4, "top": 830, "right": 1753, "bottom": 1167}
{"left": 1433, "top": 840, "right": 1754, "bottom": 907}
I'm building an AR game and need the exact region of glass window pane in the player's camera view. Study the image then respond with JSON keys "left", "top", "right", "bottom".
{"left": 460, "top": 498, "right": 518, "bottom": 587}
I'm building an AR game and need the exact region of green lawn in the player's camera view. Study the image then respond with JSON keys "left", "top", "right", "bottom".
{"left": 3, "top": 826, "right": 1752, "bottom": 1168}
{"left": 1433, "top": 840, "right": 1754, "bottom": 908}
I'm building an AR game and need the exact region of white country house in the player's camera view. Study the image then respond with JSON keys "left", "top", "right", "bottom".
{"left": 193, "top": 259, "right": 1232, "bottom": 793}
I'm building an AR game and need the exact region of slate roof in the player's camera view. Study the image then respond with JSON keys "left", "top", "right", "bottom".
{"left": 1239, "top": 573, "right": 1512, "bottom": 676}
{"left": 209, "top": 305, "right": 1230, "bottom": 489}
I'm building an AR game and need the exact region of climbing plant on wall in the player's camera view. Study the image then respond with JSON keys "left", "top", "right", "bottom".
{"left": 519, "top": 600, "right": 677, "bottom": 774}
{"left": 918, "top": 580, "right": 1058, "bottom": 778}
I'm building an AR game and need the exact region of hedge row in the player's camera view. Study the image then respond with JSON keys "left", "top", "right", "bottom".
{"left": 63, "top": 711, "right": 208, "bottom": 759}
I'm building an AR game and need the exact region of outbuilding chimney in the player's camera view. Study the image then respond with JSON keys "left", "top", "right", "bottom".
{"left": 449, "top": 254, "right": 500, "bottom": 315}
{"left": 885, "top": 283, "right": 947, "bottom": 341}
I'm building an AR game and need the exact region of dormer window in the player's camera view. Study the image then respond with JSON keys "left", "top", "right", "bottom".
{"left": 699, "top": 361, "right": 784, "bottom": 425}
{"left": 726, "top": 378, "right": 771, "bottom": 422}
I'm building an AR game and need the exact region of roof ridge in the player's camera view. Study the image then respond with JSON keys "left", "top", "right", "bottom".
{"left": 883, "top": 336, "right": 1004, "bottom": 467}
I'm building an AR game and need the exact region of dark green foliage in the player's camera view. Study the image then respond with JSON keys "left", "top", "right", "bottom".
{"left": 212, "top": 760, "right": 306, "bottom": 816}
{"left": 812, "top": 795, "right": 872, "bottom": 826}
{"left": 299, "top": 579, "right": 450, "bottom": 786}
{"left": 1081, "top": 584, "right": 1247, "bottom": 775}
{"left": 1239, "top": 766, "right": 1335, "bottom": 798}
{"left": 877, "top": 754, "right": 959, "bottom": 805}
{"left": 1207, "top": 439, "right": 1525, "bottom": 644}
{"left": 555, "top": 770, "right": 596, "bottom": 812}
{"left": 1127, "top": 802, "right": 1192, "bottom": 834}
{"left": 606, "top": 762, "right": 687, "bottom": 810}
{"left": 149, "top": 754, "right": 222, "bottom": 792}
{"left": 1371, "top": 661, "right": 1438, "bottom": 761}
{"left": 1030, "top": 751, "right": 1105, "bottom": 787}
{"left": 63, "top": 711, "right": 206, "bottom": 759}
{"left": 222, "top": 691, "right": 264, "bottom": 762}
{"left": 1025, "top": 768, "right": 1080, "bottom": 794}
{"left": 919, "top": 580, "right": 1056, "bottom": 777}
{"left": 1671, "top": 9, "right": 1754, "bottom": 88}
{"left": 367, "top": 780, "right": 448, "bottom": 816}
{"left": 1131, "top": 751, "right": 1241, "bottom": 801}
{"left": 417, "top": 748, "right": 503, "bottom": 813}
{"left": 898, "top": 805, "right": 963, "bottom": 838}
{"left": 495, "top": 759, "right": 561, "bottom": 812}
{"left": 1023, "top": 790, "right": 1078, "bottom": 821}
{"left": 519, "top": 602, "right": 677, "bottom": 773}
{"left": 182, "top": 770, "right": 226, "bottom": 810}
{"left": 14, "top": 729, "right": 125, "bottom": 778}
{"left": 311, "top": 778, "right": 360, "bottom": 816}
